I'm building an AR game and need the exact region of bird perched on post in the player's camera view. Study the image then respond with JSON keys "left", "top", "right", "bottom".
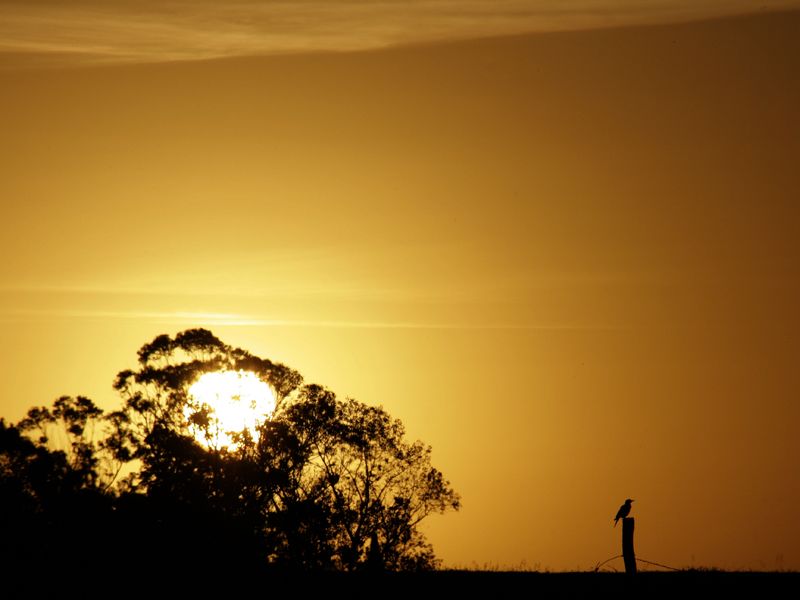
{"left": 614, "top": 499, "right": 634, "bottom": 527}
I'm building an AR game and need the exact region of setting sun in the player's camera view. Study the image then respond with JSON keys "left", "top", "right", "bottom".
{"left": 185, "top": 370, "right": 276, "bottom": 450}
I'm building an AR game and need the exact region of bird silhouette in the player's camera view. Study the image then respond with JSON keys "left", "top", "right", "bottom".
{"left": 614, "top": 498, "right": 634, "bottom": 527}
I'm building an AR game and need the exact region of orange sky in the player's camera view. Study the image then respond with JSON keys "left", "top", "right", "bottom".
{"left": 2, "top": 4, "right": 800, "bottom": 571}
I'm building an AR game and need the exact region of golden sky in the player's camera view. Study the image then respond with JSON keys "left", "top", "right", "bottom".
{"left": 2, "top": 2, "right": 800, "bottom": 571}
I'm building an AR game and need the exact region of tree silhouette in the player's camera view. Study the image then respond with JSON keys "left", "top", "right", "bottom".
{"left": 0, "top": 328, "right": 459, "bottom": 573}
{"left": 0, "top": 405, "right": 112, "bottom": 575}
{"left": 278, "top": 386, "right": 460, "bottom": 570}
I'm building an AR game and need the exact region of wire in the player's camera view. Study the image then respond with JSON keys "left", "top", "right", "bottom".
{"left": 593, "top": 555, "right": 622, "bottom": 572}
{"left": 592, "top": 555, "right": 681, "bottom": 572}
{"left": 636, "top": 557, "right": 680, "bottom": 571}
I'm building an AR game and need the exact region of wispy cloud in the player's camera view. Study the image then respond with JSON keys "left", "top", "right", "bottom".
{"left": 0, "top": 307, "right": 257, "bottom": 325}
{"left": 1, "top": 1, "right": 797, "bottom": 65}
{"left": 0, "top": 306, "right": 602, "bottom": 330}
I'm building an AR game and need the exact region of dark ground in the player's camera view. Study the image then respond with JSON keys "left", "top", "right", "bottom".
{"left": 289, "top": 571, "right": 797, "bottom": 599}
{"left": 7, "top": 569, "right": 795, "bottom": 599}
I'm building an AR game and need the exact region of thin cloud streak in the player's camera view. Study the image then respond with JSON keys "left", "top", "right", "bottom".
{"left": 0, "top": 307, "right": 610, "bottom": 331}
{"left": 0, "top": 282, "right": 419, "bottom": 302}
{"left": 1, "top": 1, "right": 798, "bottom": 65}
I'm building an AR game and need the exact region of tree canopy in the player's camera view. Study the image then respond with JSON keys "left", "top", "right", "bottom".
{"left": 0, "top": 329, "right": 459, "bottom": 574}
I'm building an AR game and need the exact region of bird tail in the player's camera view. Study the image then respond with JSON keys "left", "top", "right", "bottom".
{"left": 613, "top": 519, "right": 618, "bottom": 527}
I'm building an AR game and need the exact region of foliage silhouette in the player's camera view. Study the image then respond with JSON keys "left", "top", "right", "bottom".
{"left": 0, "top": 329, "right": 459, "bottom": 574}
{"left": 0, "top": 408, "right": 112, "bottom": 575}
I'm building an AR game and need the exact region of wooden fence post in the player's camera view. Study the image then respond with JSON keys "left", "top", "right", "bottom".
{"left": 622, "top": 517, "right": 637, "bottom": 574}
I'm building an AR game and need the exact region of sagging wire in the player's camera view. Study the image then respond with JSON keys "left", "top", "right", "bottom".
{"left": 593, "top": 555, "right": 680, "bottom": 572}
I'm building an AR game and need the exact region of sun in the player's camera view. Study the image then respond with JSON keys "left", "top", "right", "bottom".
{"left": 185, "top": 370, "right": 276, "bottom": 450}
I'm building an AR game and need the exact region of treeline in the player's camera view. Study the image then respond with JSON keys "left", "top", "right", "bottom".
{"left": 0, "top": 329, "right": 459, "bottom": 576}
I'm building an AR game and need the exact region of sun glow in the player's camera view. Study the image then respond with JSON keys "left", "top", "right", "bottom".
{"left": 185, "top": 370, "right": 276, "bottom": 450}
